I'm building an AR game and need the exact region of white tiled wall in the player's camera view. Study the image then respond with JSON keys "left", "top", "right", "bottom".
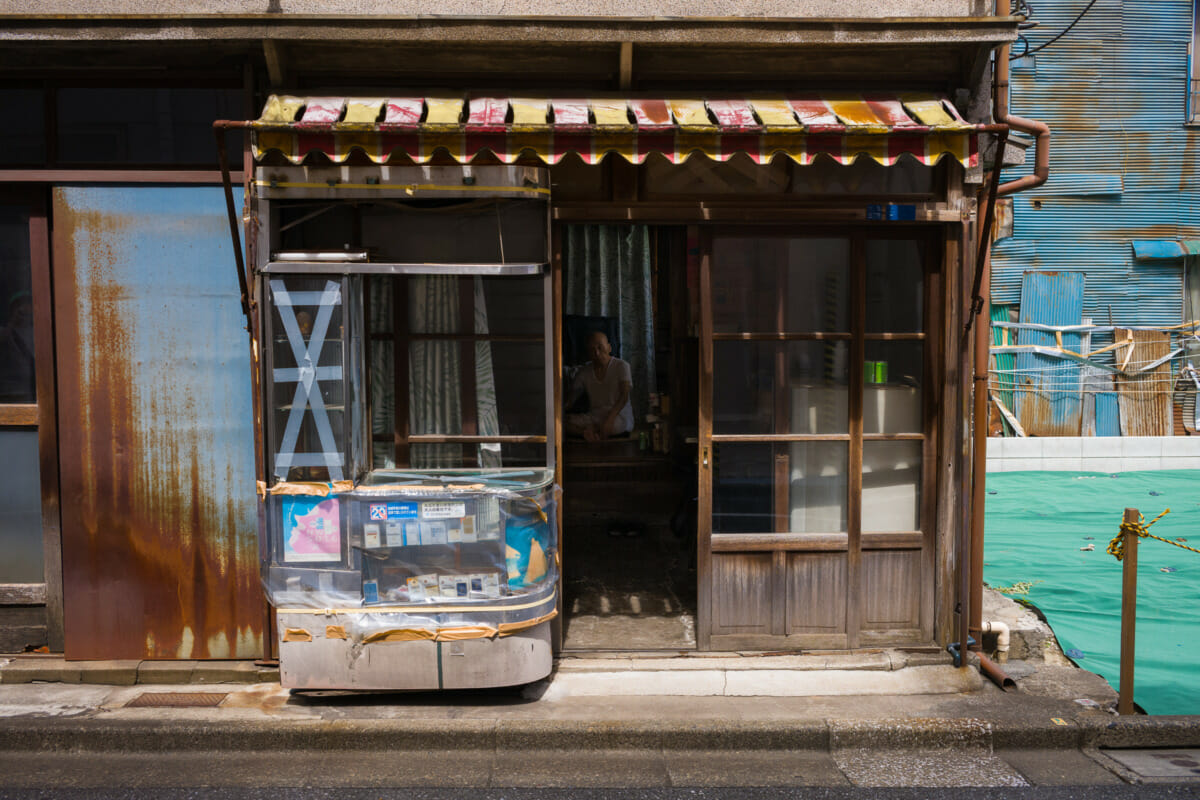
{"left": 987, "top": 437, "right": 1200, "bottom": 472}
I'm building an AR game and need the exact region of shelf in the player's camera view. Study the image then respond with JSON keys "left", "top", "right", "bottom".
{"left": 263, "top": 261, "right": 546, "bottom": 276}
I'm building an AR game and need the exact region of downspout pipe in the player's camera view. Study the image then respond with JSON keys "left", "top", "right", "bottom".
{"left": 964, "top": 0, "right": 1051, "bottom": 691}
{"left": 994, "top": 0, "right": 1051, "bottom": 197}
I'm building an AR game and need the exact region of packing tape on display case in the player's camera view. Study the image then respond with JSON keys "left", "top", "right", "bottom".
{"left": 257, "top": 480, "right": 355, "bottom": 498}
{"left": 260, "top": 469, "right": 559, "bottom": 642}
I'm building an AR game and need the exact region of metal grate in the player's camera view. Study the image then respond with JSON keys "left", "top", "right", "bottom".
{"left": 125, "top": 692, "right": 228, "bottom": 708}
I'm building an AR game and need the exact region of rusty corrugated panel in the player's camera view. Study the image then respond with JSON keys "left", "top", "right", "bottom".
{"left": 1115, "top": 328, "right": 1173, "bottom": 437}
{"left": 992, "top": 0, "right": 1196, "bottom": 389}
{"left": 52, "top": 186, "right": 263, "bottom": 660}
{"left": 1013, "top": 271, "right": 1085, "bottom": 436}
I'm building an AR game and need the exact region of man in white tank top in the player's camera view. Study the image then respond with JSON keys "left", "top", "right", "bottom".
{"left": 566, "top": 331, "right": 634, "bottom": 442}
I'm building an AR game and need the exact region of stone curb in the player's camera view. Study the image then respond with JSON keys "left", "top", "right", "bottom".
{"left": 0, "top": 658, "right": 278, "bottom": 686}
{"left": 0, "top": 715, "right": 1196, "bottom": 755}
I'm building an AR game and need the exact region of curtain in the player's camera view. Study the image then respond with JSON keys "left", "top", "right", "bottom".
{"left": 370, "top": 275, "right": 500, "bottom": 469}
{"left": 564, "top": 225, "right": 656, "bottom": 420}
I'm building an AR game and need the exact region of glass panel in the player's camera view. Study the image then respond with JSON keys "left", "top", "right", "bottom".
{"left": 712, "top": 237, "right": 850, "bottom": 333}
{"left": 268, "top": 277, "right": 346, "bottom": 482}
{"left": 866, "top": 239, "right": 925, "bottom": 333}
{"left": 713, "top": 442, "right": 847, "bottom": 533}
{"left": 713, "top": 340, "right": 848, "bottom": 434}
{"left": 0, "top": 90, "right": 45, "bottom": 165}
{"left": 490, "top": 342, "right": 547, "bottom": 436}
{"left": 369, "top": 339, "right": 394, "bottom": 438}
{"left": 480, "top": 276, "right": 545, "bottom": 336}
{"left": 409, "top": 341, "right": 545, "bottom": 438}
{"left": 57, "top": 88, "right": 242, "bottom": 164}
{"left": 359, "top": 200, "right": 547, "bottom": 265}
{"left": 862, "top": 441, "right": 922, "bottom": 532}
{"left": 0, "top": 430, "right": 43, "bottom": 582}
{"left": 0, "top": 205, "right": 36, "bottom": 403}
{"left": 863, "top": 341, "right": 923, "bottom": 434}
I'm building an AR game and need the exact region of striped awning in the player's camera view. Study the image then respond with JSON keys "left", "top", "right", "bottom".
{"left": 251, "top": 94, "right": 982, "bottom": 168}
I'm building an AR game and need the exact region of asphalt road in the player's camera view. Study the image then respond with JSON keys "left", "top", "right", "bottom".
{"left": 0, "top": 789, "right": 1198, "bottom": 799}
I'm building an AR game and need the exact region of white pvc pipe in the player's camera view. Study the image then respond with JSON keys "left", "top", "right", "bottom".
{"left": 982, "top": 620, "right": 1011, "bottom": 663}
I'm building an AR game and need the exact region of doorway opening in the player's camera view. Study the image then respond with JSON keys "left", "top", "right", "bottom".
{"left": 559, "top": 225, "right": 698, "bottom": 651}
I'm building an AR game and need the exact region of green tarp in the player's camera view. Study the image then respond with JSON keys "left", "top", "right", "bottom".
{"left": 984, "top": 470, "right": 1200, "bottom": 716}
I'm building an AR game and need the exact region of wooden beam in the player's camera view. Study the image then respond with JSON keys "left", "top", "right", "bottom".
{"left": 0, "top": 404, "right": 37, "bottom": 426}
{"left": 263, "top": 39, "right": 287, "bottom": 89}
{"left": 0, "top": 584, "right": 46, "bottom": 605}
{"left": 618, "top": 41, "right": 634, "bottom": 90}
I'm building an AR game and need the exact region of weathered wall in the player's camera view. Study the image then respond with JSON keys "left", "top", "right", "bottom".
{"left": 993, "top": 0, "right": 1200, "bottom": 324}
{"left": 990, "top": 0, "right": 1200, "bottom": 436}
{"left": 52, "top": 186, "right": 263, "bottom": 660}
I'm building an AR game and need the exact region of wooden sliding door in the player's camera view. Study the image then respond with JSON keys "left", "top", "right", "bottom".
{"left": 698, "top": 227, "right": 936, "bottom": 650}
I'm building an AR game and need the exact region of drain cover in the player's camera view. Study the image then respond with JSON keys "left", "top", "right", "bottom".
{"left": 1105, "top": 749, "right": 1200, "bottom": 779}
{"left": 125, "top": 692, "right": 227, "bottom": 708}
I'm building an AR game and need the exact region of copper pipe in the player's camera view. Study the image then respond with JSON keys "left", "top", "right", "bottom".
{"left": 969, "top": 238, "right": 994, "bottom": 648}
{"left": 978, "top": 651, "right": 1017, "bottom": 690}
{"left": 995, "top": 0, "right": 1050, "bottom": 196}
{"left": 962, "top": 0, "right": 1052, "bottom": 662}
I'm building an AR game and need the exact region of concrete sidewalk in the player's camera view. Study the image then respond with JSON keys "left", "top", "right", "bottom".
{"left": 0, "top": 648, "right": 1197, "bottom": 789}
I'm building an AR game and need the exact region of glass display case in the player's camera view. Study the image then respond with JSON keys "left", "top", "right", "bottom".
{"left": 253, "top": 166, "right": 557, "bottom": 689}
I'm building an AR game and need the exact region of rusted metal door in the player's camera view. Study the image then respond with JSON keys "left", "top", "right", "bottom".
{"left": 53, "top": 186, "right": 264, "bottom": 660}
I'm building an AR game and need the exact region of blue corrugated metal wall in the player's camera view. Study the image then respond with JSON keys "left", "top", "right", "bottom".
{"left": 993, "top": 0, "right": 1199, "bottom": 361}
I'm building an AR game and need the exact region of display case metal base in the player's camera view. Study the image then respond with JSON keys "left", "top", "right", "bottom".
{"left": 276, "top": 611, "right": 553, "bottom": 691}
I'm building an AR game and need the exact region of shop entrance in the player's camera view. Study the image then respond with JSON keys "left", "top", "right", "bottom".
{"left": 559, "top": 225, "right": 697, "bottom": 651}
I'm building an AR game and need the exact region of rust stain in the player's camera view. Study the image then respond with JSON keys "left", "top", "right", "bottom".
{"left": 54, "top": 188, "right": 263, "bottom": 661}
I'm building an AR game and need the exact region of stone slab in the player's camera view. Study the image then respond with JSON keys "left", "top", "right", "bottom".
{"left": 76, "top": 661, "right": 140, "bottom": 687}
{"left": 0, "top": 657, "right": 81, "bottom": 685}
{"left": 192, "top": 661, "right": 263, "bottom": 684}
{"left": 835, "top": 747, "right": 1030, "bottom": 788}
{"left": 665, "top": 750, "right": 849, "bottom": 787}
{"left": 136, "top": 661, "right": 196, "bottom": 684}
{"left": 1103, "top": 748, "right": 1200, "bottom": 779}
{"left": 724, "top": 665, "right": 981, "bottom": 697}
{"left": 1002, "top": 748, "right": 1124, "bottom": 785}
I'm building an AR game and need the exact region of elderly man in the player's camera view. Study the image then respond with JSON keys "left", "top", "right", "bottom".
{"left": 566, "top": 330, "right": 634, "bottom": 442}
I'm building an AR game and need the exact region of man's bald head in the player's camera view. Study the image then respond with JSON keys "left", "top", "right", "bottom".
{"left": 586, "top": 331, "right": 612, "bottom": 366}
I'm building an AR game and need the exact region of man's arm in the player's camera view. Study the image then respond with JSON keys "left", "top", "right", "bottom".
{"left": 600, "top": 380, "right": 631, "bottom": 437}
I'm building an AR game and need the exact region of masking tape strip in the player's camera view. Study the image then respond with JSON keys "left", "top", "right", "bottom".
{"left": 271, "top": 278, "right": 346, "bottom": 481}
{"left": 278, "top": 590, "right": 556, "bottom": 616}
{"left": 360, "top": 611, "right": 557, "bottom": 644}
{"left": 271, "top": 287, "right": 344, "bottom": 307}
{"left": 258, "top": 480, "right": 356, "bottom": 498}
{"left": 282, "top": 627, "right": 313, "bottom": 642}
{"left": 273, "top": 366, "right": 343, "bottom": 382}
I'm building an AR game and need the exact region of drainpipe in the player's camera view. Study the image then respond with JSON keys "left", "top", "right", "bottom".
{"left": 965, "top": 0, "right": 1050, "bottom": 690}
{"left": 981, "top": 619, "right": 1011, "bottom": 663}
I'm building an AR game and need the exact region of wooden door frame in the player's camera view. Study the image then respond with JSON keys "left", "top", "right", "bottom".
{"left": 0, "top": 186, "right": 63, "bottom": 652}
{"left": 696, "top": 224, "right": 942, "bottom": 651}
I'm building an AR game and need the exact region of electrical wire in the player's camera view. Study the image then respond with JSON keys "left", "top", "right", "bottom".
{"left": 1010, "top": 0, "right": 1100, "bottom": 60}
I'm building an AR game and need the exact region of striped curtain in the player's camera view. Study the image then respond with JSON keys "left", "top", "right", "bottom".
{"left": 563, "top": 225, "right": 656, "bottom": 420}
{"left": 370, "top": 275, "right": 500, "bottom": 469}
